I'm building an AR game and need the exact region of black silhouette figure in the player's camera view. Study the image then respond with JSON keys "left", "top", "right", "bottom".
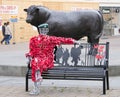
{"left": 62, "top": 48, "right": 69, "bottom": 66}
{"left": 55, "top": 46, "right": 64, "bottom": 63}
{"left": 54, "top": 46, "right": 58, "bottom": 61}
{"left": 71, "top": 44, "right": 82, "bottom": 66}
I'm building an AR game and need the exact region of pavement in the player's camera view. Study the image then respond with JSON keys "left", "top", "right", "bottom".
{"left": 0, "top": 35, "right": 120, "bottom": 97}
{"left": 0, "top": 76, "right": 120, "bottom": 97}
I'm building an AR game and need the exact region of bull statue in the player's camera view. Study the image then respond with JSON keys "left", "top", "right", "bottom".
{"left": 24, "top": 5, "right": 104, "bottom": 44}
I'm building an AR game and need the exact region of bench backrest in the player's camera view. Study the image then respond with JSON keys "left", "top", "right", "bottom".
{"left": 55, "top": 42, "right": 109, "bottom": 68}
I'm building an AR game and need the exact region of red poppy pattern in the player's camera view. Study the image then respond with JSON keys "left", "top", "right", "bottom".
{"left": 26, "top": 34, "right": 75, "bottom": 82}
{"left": 94, "top": 44, "right": 105, "bottom": 60}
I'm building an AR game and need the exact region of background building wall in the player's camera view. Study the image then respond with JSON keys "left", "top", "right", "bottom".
{"left": 0, "top": 0, "right": 43, "bottom": 43}
{"left": 100, "top": 6, "right": 120, "bottom": 36}
{"left": 0, "top": 0, "right": 99, "bottom": 43}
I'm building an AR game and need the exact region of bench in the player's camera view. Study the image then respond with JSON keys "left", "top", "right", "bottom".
{"left": 25, "top": 42, "right": 109, "bottom": 94}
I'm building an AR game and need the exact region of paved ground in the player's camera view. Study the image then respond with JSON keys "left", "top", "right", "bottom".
{"left": 0, "top": 42, "right": 28, "bottom": 66}
{"left": 0, "top": 76, "right": 120, "bottom": 97}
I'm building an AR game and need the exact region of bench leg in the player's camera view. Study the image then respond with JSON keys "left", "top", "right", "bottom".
{"left": 26, "top": 75, "right": 29, "bottom": 92}
{"left": 103, "top": 77, "right": 106, "bottom": 95}
{"left": 106, "top": 71, "right": 110, "bottom": 90}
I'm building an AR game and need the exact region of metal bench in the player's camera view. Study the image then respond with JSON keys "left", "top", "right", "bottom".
{"left": 25, "top": 42, "right": 109, "bottom": 94}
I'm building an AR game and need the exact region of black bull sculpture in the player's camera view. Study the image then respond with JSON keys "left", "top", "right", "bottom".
{"left": 24, "top": 5, "right": 104, "bottom": 44}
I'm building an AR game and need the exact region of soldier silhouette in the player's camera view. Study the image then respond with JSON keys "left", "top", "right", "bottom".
{"left": 55, "top": 45, "right": 64, "bottom": 63}
{"left": 71, "top": 44, "right": 83, "bottom": 66}
{"left": 62, "top": 48, "right": 69, "bottom": 66}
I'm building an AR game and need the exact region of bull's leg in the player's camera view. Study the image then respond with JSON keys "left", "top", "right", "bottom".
{"left": 89, "top": 43, "right": 99, "bottom": 56}
{"left": 87, "top": 36, "right": 99, "bottom": 56}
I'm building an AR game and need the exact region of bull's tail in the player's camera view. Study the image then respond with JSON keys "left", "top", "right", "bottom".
{"left": 95, "top": 10, "right": 104, "bottom": 39}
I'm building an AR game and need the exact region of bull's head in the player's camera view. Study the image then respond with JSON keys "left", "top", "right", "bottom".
{"left": 24, "top": 5, "right": 39, "bottom": 26}
{"left": 24, "top": 5, "right": 50, "bottom": 28}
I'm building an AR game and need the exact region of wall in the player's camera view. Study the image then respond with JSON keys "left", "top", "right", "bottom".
{"left": 0, "top": 0, "right": 99, "bottom": 43}
{"left": 0, "top": 0, "right": 42, "bottom": 43}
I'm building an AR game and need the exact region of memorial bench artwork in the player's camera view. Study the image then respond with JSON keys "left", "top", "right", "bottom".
{"left": 24, "top": 6, "right": 107, "bottom": 95}
{"left": 25, "top": 42, "right": 109, "bottom": 94}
